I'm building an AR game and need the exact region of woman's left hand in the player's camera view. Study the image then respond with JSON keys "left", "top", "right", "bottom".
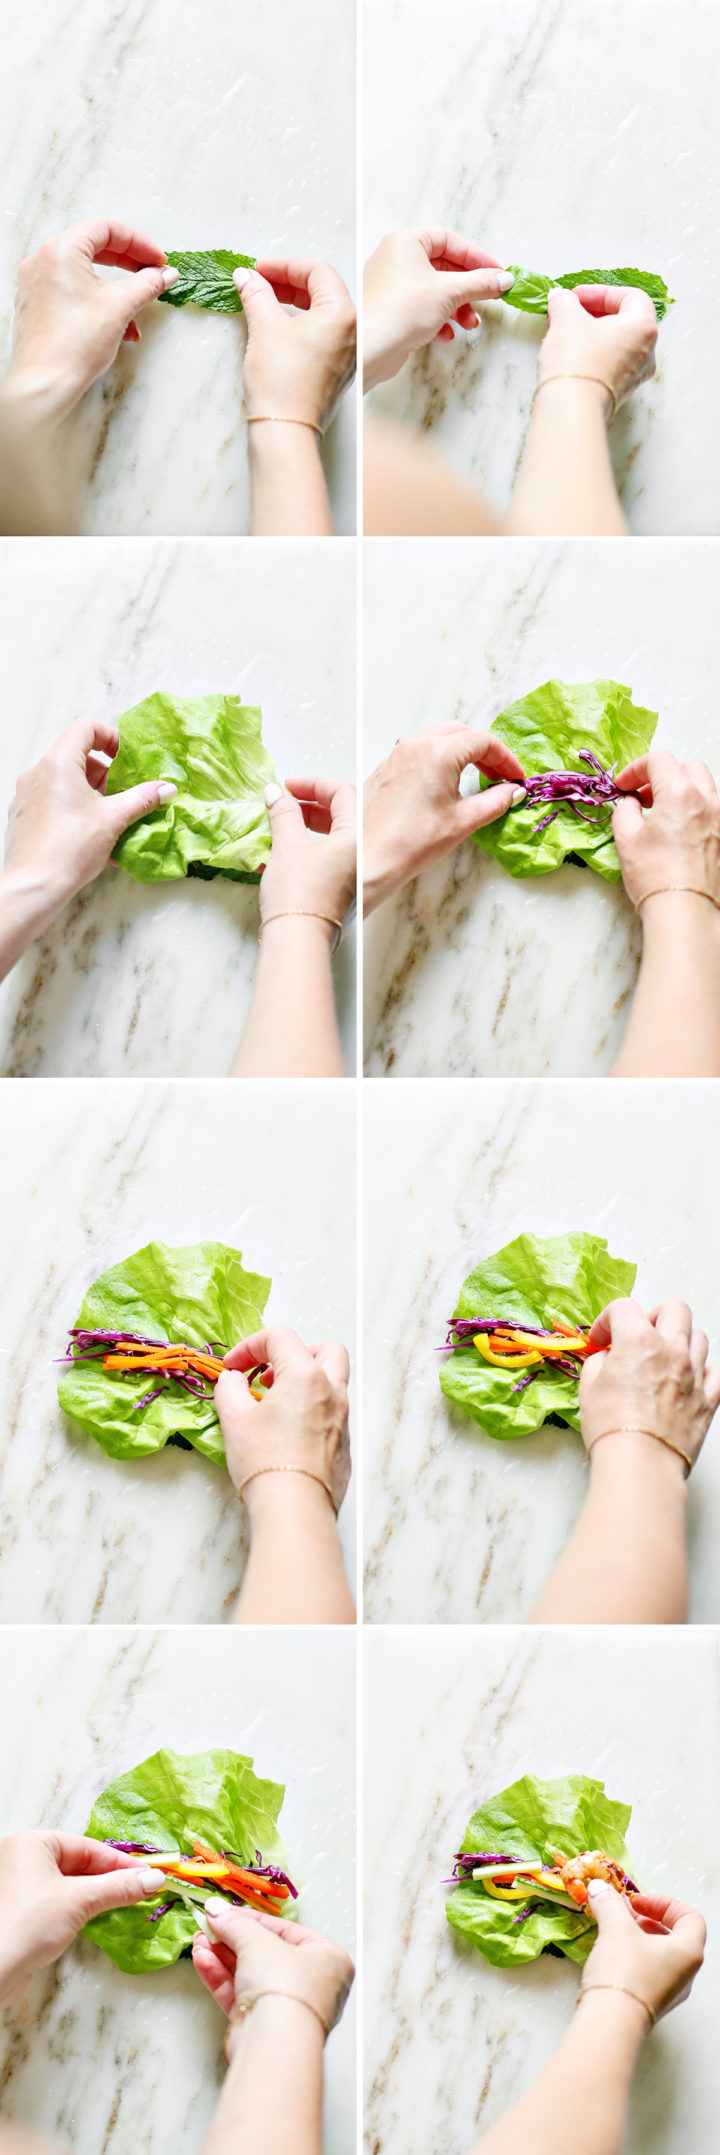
{"left": 259, "top": 777, "right": 357, "bottom": 942}
{"left": 0, "top": 1832, "right": 167, "bottom": 2004}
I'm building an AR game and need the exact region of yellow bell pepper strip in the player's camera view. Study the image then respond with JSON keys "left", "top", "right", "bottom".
{"left": 473, "top": 1335, "right": 542, "bottom": 1371}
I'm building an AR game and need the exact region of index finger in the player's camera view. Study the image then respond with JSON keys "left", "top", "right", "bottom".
{"left": 573, "top": 283, "right": 658, "bottom": 324}
{"left": 49, "top": 1833, "right": 140, "bottom": 1875}
{"left": 615, "top": 750, "right": 679, "bottom": 800}
{"left": 586, "top": 1298, "right": 651, "bottom": 1351}
{"left": 67, "top": 218, "right": 167, "bottom": 270}
{"left": 309, "top": 1340, "right": 350, "bottom": 1389}
{"left": 414, "top": 227, "right": 503, "bottom": 273}
{"left": 285, "top": 775, "right": 356, "bottom": 834}
{"left": 651, "top": 1299, "right": 693, "bottom": 1340}
{"left": 255, "top": 257, "right": 350, "bottom": 311}
{"left": 630, "top": 1891, "right": 706, "bottom": 1947}
{"left": 223, "top": 1327, "right": 314, "bottom": 1379}
{"left": 461, "top": 730, "right": 526, "bottom": 785}
{"left": 61, "top": 714, "right": 120, "bottom": 763}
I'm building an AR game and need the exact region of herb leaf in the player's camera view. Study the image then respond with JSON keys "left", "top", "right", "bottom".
{"left": 159, "top": 248, "right": 256, "bottom": 315}
{"left": 504, "top": 264, "right": 673, "bottom": 323}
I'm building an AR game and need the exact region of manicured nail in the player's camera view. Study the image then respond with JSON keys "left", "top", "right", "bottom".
{"left": 205, "top": 1897, "right": 228, "bottom": 1917}
{"left": 157, "top": 781, "right": 178, "bottom": 802}
{"left": 234, "top": 266, "right": 252, "bottom": 291}
{"left": 264, "top": 783, "right": 283, "bottom": 806}
{"left": 161, "top": 266, "right": 179, "bottom": 289}
{"left": 587, "top": 1880, "right": 611, "bottom": 1899}
{"left": 511, "top": 785, "right": 527, "bottom": 803}
{"left": 139, "top": 1867, "right": 167, "bottom": 1892}
{"left": 497, "top": 271, "right": 514, "bottom": 291}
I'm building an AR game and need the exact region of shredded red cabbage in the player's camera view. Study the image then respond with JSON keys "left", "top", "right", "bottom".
{"left": 58, "top": 1328, "right": 228, "bottom": 1409}
{"left": 508, "top": 751, "right": 632, "bottom": 836}
{"left": 443, "top": 1316, "right": 587, "bottom": 1392}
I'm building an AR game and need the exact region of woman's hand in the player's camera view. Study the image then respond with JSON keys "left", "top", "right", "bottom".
{"left": 217, "top": 1326, "right": 351, "bottom": 1515}
{"left": 582, "top": 1876, "right": 706, "bottom": 2025}
{"left": 580, "top": 1297, "right": 720, "bottom": 1472}
{"left": 259, "top": 777, "right": 356, "bottom": 942}
{"left": 363, "top": 721, "right": 526, "bottom": 912}
{"left": 364, "top": 228, "right": 513, "bottom": 390}
{"left": 0, "top": 716, "right": 177, "bottom": 961}
{"left": 192, "top": 1903, "right": 355, "bottom": 2061}
{"left": 3, "top": 220, "right": 178, "bottom": 422}
{"left": 613, "top": 750, "right": 720, "bottom": 909}
{"left": 0, "top": 1832, "right": 166, "bottom": 2005}
{"left": 234, "top": 259, "right": 356, "bottom": 434}
{"left": 537, "top": 284, "right": 658, "bottom": 418}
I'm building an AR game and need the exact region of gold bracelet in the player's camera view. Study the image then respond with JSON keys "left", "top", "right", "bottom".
{"left": 231, "top": 1990, "right": 330, "bottom": 2038}
{"left": 260, "top": 908, "right": 343, "bottom": 952}
{"left": 532, "top": 372, "right": 617, "bottom": 421}
{"left": 636, "top": 885, "right": 720, "bottom": 910}
{"left": 247, "top": 413, "right": 324, "bottom": 438}
{"left": 577, "top": 1983, "right": 655, "bottom": 2029}
{"left": 585, "top": 1426, "right": 693, "bottom": 1474}
{"left": 237, "top": 1464, "right": 339, "bottom": 1517}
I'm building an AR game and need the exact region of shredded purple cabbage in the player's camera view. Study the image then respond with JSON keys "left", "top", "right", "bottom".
{"left": 442, "top": 1316, "right": 587, "bottom": 1392}
{"left": 508, "top": 752, "right": 631, "bottom": 836}
{"left": 57, "top": 1328, "right": 228, "bottom": 1409}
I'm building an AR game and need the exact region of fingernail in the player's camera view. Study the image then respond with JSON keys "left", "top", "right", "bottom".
{"left": 233, "top": 267, "right": 252, "bottom": 291}
{"left": 161, "top": 266, "right": 179, "bottom": 289}
{"left": 157, "top": 781, "right": 178, "bottom": 803}
{"left": 587, "top": 1880, "right": 612, "bottom": 1899}
{"left": 264, "top": 782, "right": 283, "bottom": 806}
{"left": 511, "top": 785, "right": 527, "bottom": 803}
{"left": 139, "top": 1867, "right": 167, "bottom": 1892}
{"left": 497, "top": 272, "right": 514, "bottom": 292}
{"left": 205, "top": 1897, "right": 228, "bottom": 1916}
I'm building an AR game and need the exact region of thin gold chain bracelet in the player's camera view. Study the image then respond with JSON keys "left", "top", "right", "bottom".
{"left": 585, "top": 1426, "right": 693, "bottom": 1474}
{"left": 237, "top": 1464, "right": 339, "bottom": 1517}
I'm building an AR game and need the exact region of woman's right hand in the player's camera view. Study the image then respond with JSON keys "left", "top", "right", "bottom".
{"left": 233, "top": 259, "right": 356, "bottom": 435}
{"left": 537, "top": 284, "right": 658, "bottom": 416}
{"left": 258, "top": 776, "right": 357, "bottom": 942}
{"left": 216, "top": 1326, "right": 351, "bottom": 1514}
{"left": 581, "top": 1876, "right": 706, "bottom": 2024}
{"left": 363, "top": 721, "right": 526, "bottom": 913}
{"left": 612, "top": 750, "right": 720, "bottom": 910}
{"left": 192, "top": 1904, "right": 355, "bottom": 2060}
{"left": 579, "top": 1297, "right": 720, "bottom": 1472}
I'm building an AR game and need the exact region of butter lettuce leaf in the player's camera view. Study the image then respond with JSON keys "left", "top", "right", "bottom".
{"left": 107, "top": 692, "right": 276, "bottom": 884}
{"left": 58, "top": 1238, "right": 271, "bottom": 1466}
{"left": 159, "top": 249, "right": 256, "bottom": 314}
{"left": 85, "top": 1745, "right": 292, "bottom": 1972}
{"left": 504, "top": 265, "right": 673, "bottom": 322}
{"left": 439, "top": 1230, "right": 636, "bottom": 1439}
{"left": 472, "top": 677, "right": 657, "bottom": 882}
{"left": 446, "top": 1772, "right": 634, "bottom": 1966}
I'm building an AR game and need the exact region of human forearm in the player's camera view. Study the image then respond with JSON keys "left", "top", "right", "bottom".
{"left": 503, "top": 379, "right": 626, "bottom": 537}
{"left": 470, "top": 1991, "right": 643, "bottom": 2155}
{"left": 234, "top": 1474, "right": 354, "bottom": 1625}
{"left": 201, "top": 1996, "right": 325, "bottom": 2155}
{"left": 0, "top": 866, "right": 65, "bottom": 982}
{"left": 230, "top": 917, "right": 344, "bottom": 1077}
{"left": 612, "top": 894, "right": 720, "bottom": 1076}
{"left": 531, "top": 1432, "right": 688, "bottom": 1624}
{"left": 247, "top": 423, "right": 333, "bottom": 536}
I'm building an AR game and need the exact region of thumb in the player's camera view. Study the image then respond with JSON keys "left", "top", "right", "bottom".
{"left": 233, "top": 264, "right": 280, "bottom": 325}
{"left": 454, "top": 780, "right": 526, "bottom": 839}
{"left": 587, "top": 1880, "right": 634, "bottom": 1934}
{"left": 70, "top": 1861, "right": 169, "bottom": 1922}
{"left": 263, "top": 779, "right": 304, "bottom": 850}
{"left": 115, "top": 263, "right": 179, "bottom": 328}
{"left": 612, "top": 795, "right": 644, "bottom": 847}
{"left": 105, "top": 777, "right": 178, "bottom": 840}
{"left": 443, "top": 266, "right": 515, "bottom": 308}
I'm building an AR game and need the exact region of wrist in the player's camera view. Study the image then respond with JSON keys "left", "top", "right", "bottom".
{"left": 225, "top": 1991, "right": 326, "bottom": 2064}
{"left": 575, "top": 1985, "right": 650, "bottom": 2053}
{"left": 362, "top": 847, "right": 405, "bottom": 915}
{"left": 534, "top": 371, "right": 613, "bottom": 423}
{"left": 0, "top": 862, "right": 70, "bottom": 942}
{"left": 587, "top": 1427, "right": 690, "bottom": 1491}
{"left": 238, "top": 1465, "right": 338, "bottom": 1524}
{"left": 1, "top": 363, "right": 77, "bottom": 428}
{"left": 259, "top": 910, "right": 337, "bottom": 951}
{"left": 637, "top": 887, "right": 720, "bottom": 935}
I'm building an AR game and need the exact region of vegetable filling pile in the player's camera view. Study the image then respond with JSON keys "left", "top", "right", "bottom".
{"left": 61, "top": 1328, "right": 268, "bottom": 1411}
{"left": 506, "top": 751, "right": 630, "bottom": 835}
{"left": 107, "top": 1838, "right": 299, "bottom": 1923}
{"left": 448, "top": 1847, "right": 638, "bottom": 1928}
{"left": 444, "top": 1315, "right": 601, "bottom": 1395}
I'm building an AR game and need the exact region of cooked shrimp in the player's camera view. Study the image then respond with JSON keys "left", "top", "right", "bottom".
{"left": 551, "top": 1849, "right": 630, "bottom": 1907}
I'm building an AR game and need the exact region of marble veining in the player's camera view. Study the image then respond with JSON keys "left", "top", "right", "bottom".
{"left": 0, "top": 1626, "right": 355, "bottom": 2155}
{"left": 365, "top": 0, "right": 720, "bottom": 536}
{"left": 0, "top": 0, "right": 356, "bottom": 533}
{"left": 0, "top": 539, "right": 356, "bottom": 1077}
{"left": 365, "top": 1626, "right": 720, "bottom": 2155}
{"left": 0, "top": 1080, "right": 356, "bottom": 1623}
{"left": 364, "top": 538, "right": 719, "bottom": 1078}
{"left": 364, "top": 1080, "right": 720, "bottom": 1624}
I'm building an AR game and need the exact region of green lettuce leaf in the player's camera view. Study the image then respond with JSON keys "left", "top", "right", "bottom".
{"left": 57, "top": 1239, "right": 271, "bottom": 1466}
{"left": 503, "top": 265, "right": 673, "bottom": 322}
{"left": 439, "top": 1230, "right": 637, "bottom": 1439}
{"left": 107, "top": 692, "right": 276, "bottom": 884}
{"left": 85, "top": 1745, "right": 293, "bottom": 1972}
{"left": 158, "top": 249, "right": 256, "bottom": 314}
{"left": 472, "top": 677, "right": 657, "bottom": 882}
{"left": 446, "top": 1772, "right": 634, "bottom": 1966}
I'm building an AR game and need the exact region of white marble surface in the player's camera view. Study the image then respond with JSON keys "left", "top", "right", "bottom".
{"left": 364, "top": 539, "right": 719, "bottom": 1078}
{"left": 365, "top": 1626, "right": 720, "bottom": 2155}
{"left": 0, "top": 1079, "right": 356, "bottom": 1623}
{"left": 0, "top": 539, "right": 356, "bottom": 1078}
{"left": 0, "top": 1625, "right": 355, "bottom": 2155}
{"left": 364, "top": 1080, "right": 720, "bottom": 1624}
{"left": 0, "top": 0, "right": 356, "bottom": 534}
{"left": 365, "top": 0, "right": 720, "bottom": 536}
